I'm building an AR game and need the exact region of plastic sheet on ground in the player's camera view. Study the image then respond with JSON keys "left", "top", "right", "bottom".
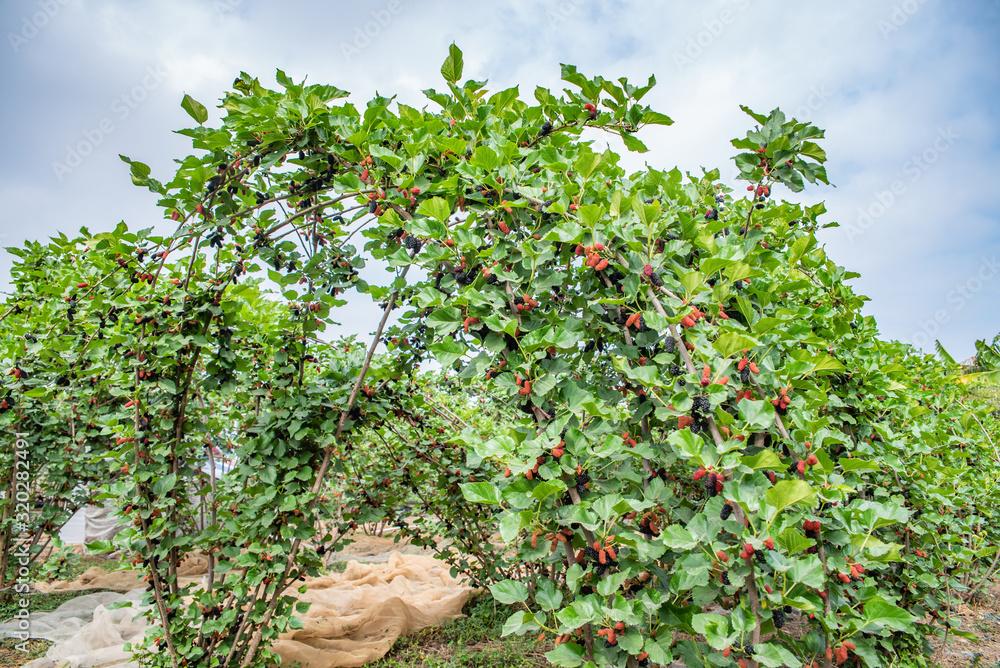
{"left": 6, "top": 553, "right": 472, "bottom": 668}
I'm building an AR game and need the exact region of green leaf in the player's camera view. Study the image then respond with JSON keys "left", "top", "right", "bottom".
{"left": 417, "top": 196, "right": 452, "bottom": 224}
{"left": 661, "top": 525, "right": 698, "bottom": 550}
{"left": 741, "top": 450, "right": 783, "bottom": 470}
{"left": 470, "top": 145, "right": 500, "bottom": 172}
{"left": 426, "top": 306, "right": 462, "bottom": 334}
{"left": 679, "top": 271, "right": 704, "bottom": 295}
{"left": 738, "top": 399, "right": 775, "bottom": 430}
{"left": 753, "top": 642, "right": 801, "bottom": 668}
{"left": 692, "top": 613, "right": 734, "bottom": 649}
{"left": 787, "top": 234, "right": 815, "bottom": 268}
{"left": 806, "top": 353, "right": 845, "bottom": 375}
{"left": 860, "top": 596, "right": 916, "bottom": 634}
{"left": 765, "top": 480, "right": 816, "bottom": 516}
{"left": 152, "top": 473, "right": 178, "bottom": 496}
{"left": 368, "top": 144, "right": 402, "bottom": 170}
{"left": 499, "top": 512, "right": 522, "bottom": 543}
{"left": 490, "top": 579, "right": 529, "bottom": 605}
{"left": 642, "top": 110, "right": 674, "bottom": 126}
{"left": 789, "top": 555, "right": 825, "bottom": 589}
{"left": 620, "top": 132, "right": 648, "bottom": 153}
{"left": 428, "top": 339, "right": 466, "bottom": 366}
{"left": 545, "top": 642, "right": 585, "bottom": 667}
{"left": 713, "top": 333, "right": 760, "bottom": 358}
{"left": 775, "top": 527, "right": 812, "bottom": 556}
{"left": 841, "top": 458, "right": 880, "bottom": 472}
{"left": 501, "top": 610, "right": 536, "bottom": 636}
{"left": 536, "top": 579, "right": 563, "bottom": 611}
{"left": 597, "top": 572, "right": 628, "bottom": 597}
{"left": 460, "top": 482, "right": 502, "bottom": 505}
{"left": 441, "top": 44, "right": 464, "bottom": 83}
{"left": 799, "top": 141, "right": 827, "bottom": 163}
{"left": 181, "top": 94, "right": 208, "bottom": 124}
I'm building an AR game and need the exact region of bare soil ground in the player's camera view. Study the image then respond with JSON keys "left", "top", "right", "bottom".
{"left": 931, "top": 584, "right": 1000, "bottom": 667}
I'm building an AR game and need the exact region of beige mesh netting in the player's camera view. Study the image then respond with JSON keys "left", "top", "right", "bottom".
{"left": 33, "top": 553, "right": 212, "bottom": 594}
{"left": 7, "top": 552, "right": 472, "bottom": 668}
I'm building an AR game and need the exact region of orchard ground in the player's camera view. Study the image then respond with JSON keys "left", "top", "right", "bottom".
{"left": 3, "top": 533, "right": 1000, "bottom": 668}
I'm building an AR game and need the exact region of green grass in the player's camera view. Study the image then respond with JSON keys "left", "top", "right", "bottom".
{"left": 325, "top": 560, "right": 349, "bottom": 573}
{"left": 0, "top": 638, "right": 50, "bottom": 667}
{"left": 369, "top": 592, "right": 549, "bottom": 668}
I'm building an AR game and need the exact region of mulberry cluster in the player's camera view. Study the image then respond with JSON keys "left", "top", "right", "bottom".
{"left": 704, "top": 471, "right": 722, "bottom": 497}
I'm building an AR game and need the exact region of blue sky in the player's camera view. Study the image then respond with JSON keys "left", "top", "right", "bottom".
{"left": 1, "top": 0, "right": 998, "bottom": 359}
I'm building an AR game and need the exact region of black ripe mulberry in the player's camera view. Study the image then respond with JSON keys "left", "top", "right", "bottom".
{"left": 721, "top": 571, "right": 731, "bottom": 585}
{"left": 740, "top": 365, "right": 751, "bottom": 383}
{"left": 664, "top": 336, "right": 676, "bottom": 353}
{"left": 693, "top": 396, "right": 711, "bottom": 413}
{"left": 720, "top": 503, "right": 733, "bottom": 521}
{"left": 669, "top": 363, "right": 681, "bottom": 377}
{"left": 575, "top": 473, "right": 591, "bottom": 494}
{"left": 704, "top": 472, "right": 718, "bottom": 497}
{"left": 539, "top": 121, "right": 553, "bottom": 136}
{"left": 649, "top": 271, "right": 663, "bottom": 287}
{"left": 772, "top": 609, "right": 786, "bottom": 629}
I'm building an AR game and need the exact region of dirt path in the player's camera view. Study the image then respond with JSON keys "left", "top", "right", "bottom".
{"left": 932, "top": 585, "right": 1000, "bottom": 667}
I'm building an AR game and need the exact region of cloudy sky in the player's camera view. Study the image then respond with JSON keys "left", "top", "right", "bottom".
{"left": 2, "top": 0, "right": 998, "bottom": 359}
